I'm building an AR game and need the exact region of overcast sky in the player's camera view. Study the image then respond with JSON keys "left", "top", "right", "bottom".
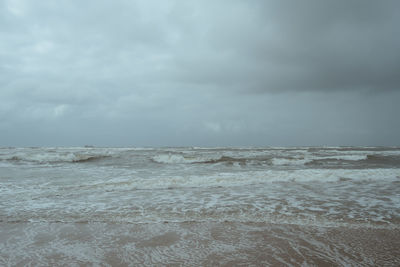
{"left": 1, "top": 0, "right": 400, "bottom": 147}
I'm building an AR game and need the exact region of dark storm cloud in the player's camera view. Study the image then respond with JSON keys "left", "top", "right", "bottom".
{"left": 168, "top": 0, "right": 400, "bottom": 92}
{"left": 1, "top": 0, "right": 400, "bottom": 146}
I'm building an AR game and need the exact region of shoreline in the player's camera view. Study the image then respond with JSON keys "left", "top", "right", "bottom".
{"left": 1, "top": 221, "right": 399, "bottom": 266}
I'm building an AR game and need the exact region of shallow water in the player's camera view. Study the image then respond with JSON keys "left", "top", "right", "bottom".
{"left": 1, "top": 222, "right": 400, "bottom": 266}
{"left": 1, "top": 146, "right": 400, "bottom": 265}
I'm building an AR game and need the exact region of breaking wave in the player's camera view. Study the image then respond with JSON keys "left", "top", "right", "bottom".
{"left": 151, "top": 152, "right": 384, "bottom": 167}
{"left": 152, "top": 153, "right": 222, "bottom": 164}
{"left": 2, "top": 147, "right": 400, "bottom": 168}
{"left": 3, "top": 152, "right": 110, "bottom": 164}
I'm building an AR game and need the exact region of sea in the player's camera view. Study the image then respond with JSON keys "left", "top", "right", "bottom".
{"left": 1, "top": 146, "right": 400, "bottom": 266}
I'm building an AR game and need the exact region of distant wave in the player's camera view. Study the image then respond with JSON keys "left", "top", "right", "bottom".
{"left": 151, "top": 153, "right": 220, "bottom": 164}
{"left": 151, "top": 153, "right": 377, "bottom": 167}
{"left": 71, "top": 155, "right": 110, "bottom": 163}
{"left": 2, "top": 147, "right": 400, "bottom": 168}
{"left": 201, "top": 156, "right": 248, "bottom": 165}
{"left": 366, "top": 154, "right": 400, "bottom": 165}
{"left": 3, "top": 153, "right": 110, "bottom": 164}
{"left": 152, "top": 154, "right": 263, "bottom": 165}
{"left": 305, "top": 154, "right": 400, "bottom": 167}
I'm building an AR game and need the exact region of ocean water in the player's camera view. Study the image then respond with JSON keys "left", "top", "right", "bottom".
{"left": 1, "top": 146, "right": 400, "bottom": 265}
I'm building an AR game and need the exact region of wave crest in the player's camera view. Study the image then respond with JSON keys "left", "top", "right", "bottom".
{"left": 152, "top": 153, "right": 218, "bottom": 164}
{"left": 3, "top": 152, "right": 109, "bottom": 164}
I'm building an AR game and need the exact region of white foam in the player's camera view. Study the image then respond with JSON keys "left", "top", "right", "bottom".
{"left": 270, "top": 154, "right": 369, "bottom": 166}
{"left": 153, "top": 154, "right": 192, "bottom": 164}
{"left": 2, "top": 147, "right": 399, "bottom": 230}
{"left": 323, "top": 149, "right": 400, "bottom": 157}
{"left": 152, "top": 153, "right": 220, "bottom": 164}
{"left": 78, "top": 168, "right": 400, "bottom": 191}
{"left": 271, "top": 158, "right": 311, "bottom": 166}
{"left": 312, "top": 155, "right": 368, "bottom": 161}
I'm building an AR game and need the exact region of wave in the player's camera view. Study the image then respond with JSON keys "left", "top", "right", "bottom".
{"left": 366, "top": 154, "right": 400, "bottom": 165}
{"left": 2, "top": 147, "right": 400, "bottom": 168}
{"left": 201, "top": 156, "right": 248, "bottom": 165}
{"left": 3, "top": 152, "right": 110, "bottom": 164}
{"left": 152, "top": 154, "right": 265, "bottom": 166}
{"left": 151, "top": 153, "right": 374, "bottom": 167}
{"left": 271, "top": 157, "right": 311, "bottom": 166}
{"left": 64, "top": 168, "right": 400, "bottom": 191}
{"left": 318, "top": 155, "right": 368, "bottom": 161}
{"left": 305, "top": 154, "right": 400, "bottom": 167}
{"left": 71, "top": 155, "right": 110, "bottom": 163}
{"left": 152, "top": 153, "right": 222, "bottom": 164}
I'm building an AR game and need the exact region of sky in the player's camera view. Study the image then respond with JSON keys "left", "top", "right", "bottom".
{"left": 1, "top": 0, "right": 400, "bottom": 147}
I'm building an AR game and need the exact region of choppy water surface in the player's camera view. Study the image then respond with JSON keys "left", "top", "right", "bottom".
{"left": 1, "top": 146, "right": 400, "bottom": 265}
{"left": 1, "top": 146, "right": 399, "bottom": 226}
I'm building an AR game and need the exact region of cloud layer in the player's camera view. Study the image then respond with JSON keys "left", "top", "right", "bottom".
{"left": 1, "top": 0, "right": 400, "bottom": 146}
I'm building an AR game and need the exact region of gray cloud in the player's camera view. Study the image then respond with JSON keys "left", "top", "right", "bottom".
{"left": 168, "top": 0, "right": 400, "bottom": 92}
{"left": 1, "top": 0, "right": 400, "bottom": 146}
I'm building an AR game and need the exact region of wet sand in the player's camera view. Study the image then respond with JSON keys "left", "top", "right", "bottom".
{"left": 1, "top": 222, "right": 399, "bottom": 266}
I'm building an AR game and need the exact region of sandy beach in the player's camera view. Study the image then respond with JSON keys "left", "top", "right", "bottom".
{"left": 1, "top": 221, "right": 400, "bottom": 266}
